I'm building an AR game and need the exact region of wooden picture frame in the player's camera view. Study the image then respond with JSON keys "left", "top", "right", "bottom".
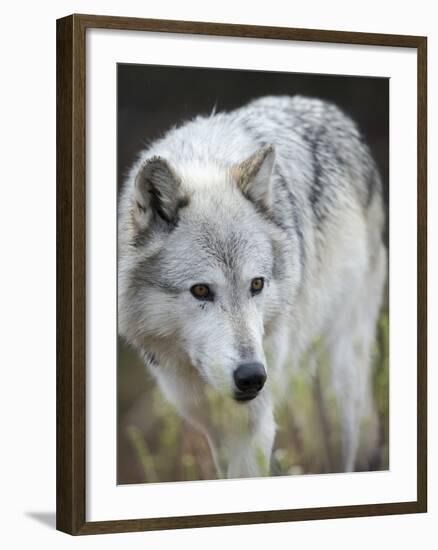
{"left": 56, "top": 13, "right": 427, "bottom": 535}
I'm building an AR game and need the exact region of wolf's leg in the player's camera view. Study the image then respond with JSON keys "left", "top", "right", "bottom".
{"left": 327, "top": 338, "right": 361, "bottom": 472}
{"left": 328, "top": 244, "right": 386, "bottom": 472}
{"left": 225, "top": 400, "right": 276, "bottom": 479}
{"left": 339, "top": 382, "right": 361, "bottom": 472}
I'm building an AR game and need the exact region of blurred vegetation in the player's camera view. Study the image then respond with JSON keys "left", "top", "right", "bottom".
{"left": 117, "top": 301, "right": 389, "bottom": 484}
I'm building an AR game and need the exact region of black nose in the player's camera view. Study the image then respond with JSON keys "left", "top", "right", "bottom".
{"left": 233, "top": 362, "right": 267, "bottom": 397}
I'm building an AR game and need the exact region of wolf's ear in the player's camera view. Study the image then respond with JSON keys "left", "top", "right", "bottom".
{"left": 132, "top": 156, "right": 186, "bottom": 229}
{"left": 232, "top": 145, "right": 275, "bottom": 211}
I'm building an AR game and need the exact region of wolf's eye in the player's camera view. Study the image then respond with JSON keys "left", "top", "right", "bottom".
{"left": 250, "top": 277, "right": 264, "bottom": 295}
{"left": 190, "top": 284, "right": 212, "bottom": 301}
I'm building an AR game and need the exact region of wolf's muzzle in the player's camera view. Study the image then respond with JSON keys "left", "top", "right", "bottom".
{"left": 233, "top": 362, "right": 267, "bottom": 401}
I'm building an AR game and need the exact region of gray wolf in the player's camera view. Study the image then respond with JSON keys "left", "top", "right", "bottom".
{"left": 118, "top": 95, "right": 387, "bottom": 478}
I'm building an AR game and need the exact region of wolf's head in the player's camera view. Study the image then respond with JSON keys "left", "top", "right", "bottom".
{"left": 118, "top": 146, "right": 297, "bottom": 402}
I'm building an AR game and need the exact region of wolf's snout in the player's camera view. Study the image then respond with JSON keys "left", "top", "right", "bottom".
{"left": 233, "top": 362, "right": 267, "bottom": 401}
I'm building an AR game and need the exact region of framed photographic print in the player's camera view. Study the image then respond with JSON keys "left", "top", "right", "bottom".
{"left": 56, "top": 14, "right": 427, "bottom": 535}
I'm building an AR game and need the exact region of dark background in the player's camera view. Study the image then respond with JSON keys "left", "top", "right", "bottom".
{"left": 117, "top": 64, "right": 389, "bottom": 484}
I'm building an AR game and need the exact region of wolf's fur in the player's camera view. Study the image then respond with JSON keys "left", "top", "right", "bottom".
{"left": 118, "top": 95, "right": 387, "bottom": 478}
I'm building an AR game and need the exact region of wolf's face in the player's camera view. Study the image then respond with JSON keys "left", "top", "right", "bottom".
{"left": 119, "top": 146, "right": 294, "bottom": 401}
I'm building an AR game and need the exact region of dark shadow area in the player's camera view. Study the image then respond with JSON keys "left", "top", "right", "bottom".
{"left": 25, "top": 511, "right": 56, "bottom": 529}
